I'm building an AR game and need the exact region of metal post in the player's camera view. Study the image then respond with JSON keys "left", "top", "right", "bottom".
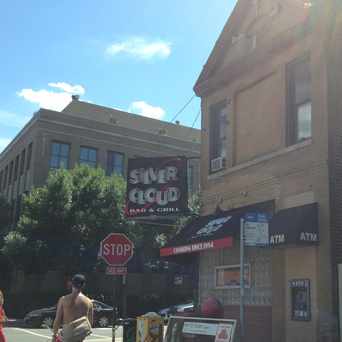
{"left": 112, "top": 276, "right": 116, "bottom": 342}
{"left": 240, "top": 218, "right": 245, "bottom": 340}
{"left": 122, "top": 275, "right": 127, "bottom": 318}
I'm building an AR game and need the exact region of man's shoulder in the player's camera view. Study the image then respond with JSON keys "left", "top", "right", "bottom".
{"left": 81, "top": 294, "right": 92, "bottom": 305}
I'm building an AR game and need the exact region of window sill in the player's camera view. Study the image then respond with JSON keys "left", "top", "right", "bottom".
{"left": 208, "top": 139, "right": 312, "bottom": 181}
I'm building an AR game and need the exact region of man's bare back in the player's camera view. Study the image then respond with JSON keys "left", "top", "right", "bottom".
{"left": 60, "top": 293, "right": 93, "bottom": 324}
{"left": 52, "top": 274, "right": 93, "bottom": 342}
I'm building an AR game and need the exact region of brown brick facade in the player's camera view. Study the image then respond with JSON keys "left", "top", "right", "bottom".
{"left": 194, "top": 1, "right": 341, "bottom": 341}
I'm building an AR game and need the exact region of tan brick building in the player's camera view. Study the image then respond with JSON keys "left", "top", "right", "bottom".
{"left": 187, "top": 1, "right": 342, "bottom": 342}
{"left": 0, "top": 97, "right": 200, "bottom": 224}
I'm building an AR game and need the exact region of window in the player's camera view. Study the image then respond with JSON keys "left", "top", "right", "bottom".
{"left": 20, "top": 149, "right": 26, "bottom": 176}
{"left": 27, "top": 143, "right": 33, "bottom": 171}
{"left": 209, "top": 101, "right": 227, "bottom": 172}
{"left": 14, "top": 155, "right": 19, "bottom": 181}
{"left": 215, "top": 264, "right": 251, "bottom": 289}
{"left": 287, "top": 56, "right": 312, "bottom": 145}
{"left": 80, "top": 147, "right": 97, "bottom": 168}
{"left": 107, "top": 151, "right": 124, "bottom": 176}
{"left": 50, "top": 142, "right": 70, "bottom": 169}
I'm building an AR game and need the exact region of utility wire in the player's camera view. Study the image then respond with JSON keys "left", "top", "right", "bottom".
{"left": 160, "top": 95, "right": 196, "bottom": 131}
{"left": 170, "top": 94, "right": 196, "bottom": 123}
{"left": 191, "top": 108, "right": 201, "bottom": 128}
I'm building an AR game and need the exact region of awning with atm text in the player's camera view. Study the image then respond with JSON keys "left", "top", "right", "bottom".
{"left": 160, "top": 209, "right": 243, "bottom": 257}
{"left": 269, "top": 203, "right": 319, "bottom": 247}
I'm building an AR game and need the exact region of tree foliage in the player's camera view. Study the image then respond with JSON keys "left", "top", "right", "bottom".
{"left": 2, "top": 165, "right": 128, "bottom": 273}
{"left": 1, "top": 165, "right": 200, "bottom": 274}
{"left": 0, "top": 195, "right": 11, "bottom": 236}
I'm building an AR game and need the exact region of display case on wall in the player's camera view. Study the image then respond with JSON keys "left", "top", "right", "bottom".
{"left": 289, "top": 279, "right": 311, "bottom": 321}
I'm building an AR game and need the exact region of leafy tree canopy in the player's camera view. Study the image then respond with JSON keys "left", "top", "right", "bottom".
{"left": 1, "top": 165, "right": 187, "bottom": 274}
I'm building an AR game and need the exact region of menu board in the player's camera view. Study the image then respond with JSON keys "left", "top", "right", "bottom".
{"left": 164, "top": 316, "right": 236, "bottom": 342}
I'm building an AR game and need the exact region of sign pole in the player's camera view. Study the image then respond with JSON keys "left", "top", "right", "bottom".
{"left": 112, "top": 276, "right": 116, "bottom": 342}
{"left": 240, "top": 218, "right": 245, "bottom": 340}
{"left": 122, "top": 275, "right": 127, "bottom": 318}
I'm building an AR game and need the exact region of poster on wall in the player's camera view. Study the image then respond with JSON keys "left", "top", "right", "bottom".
{"left": 215, "top": 264, "right": 251, "bottom": 289}
{"left": 289, "top": 279, "right": 311, "bottom": 321}
{"left": 125, "top": 156, "right": 188, "bottom": 219}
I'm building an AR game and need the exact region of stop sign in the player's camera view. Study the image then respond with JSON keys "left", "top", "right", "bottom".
{"left": 99, "top": 233, "right": 134, "bottom": 266}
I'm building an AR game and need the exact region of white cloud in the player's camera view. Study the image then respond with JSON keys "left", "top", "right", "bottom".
{"left": 0, "top": 110, "right": 31, "bottom": 128}
{"left": 128, "top": 101, "right": 165, "bottom": 120}
{"left": 48, "top": 82, "right": 85, "bottom": 95}
{"left": 0, "top": 138, "right": 12, "bottom": 153}
{"left": 17, "top": 82, "right": 86, "bottom": 111}
{"left": 106, "top": 37, "right": 171, "bottom": 60}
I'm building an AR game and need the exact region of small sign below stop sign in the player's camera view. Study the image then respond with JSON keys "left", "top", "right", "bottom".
{"left": 99, "top": 233, "right": 134, "bottom": 266}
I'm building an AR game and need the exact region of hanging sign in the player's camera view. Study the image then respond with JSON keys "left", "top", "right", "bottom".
{"left": 125, "top": 156, "right": 188, "bottom": 218}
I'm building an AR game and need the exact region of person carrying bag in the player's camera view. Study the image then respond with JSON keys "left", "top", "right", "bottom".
{"left": 52, "top": 274, "right": 93, "bottom": 342}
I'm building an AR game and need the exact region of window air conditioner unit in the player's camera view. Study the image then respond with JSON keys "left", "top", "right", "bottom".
{"left": 211, "top": 157, "right": 225, "bottom": 172}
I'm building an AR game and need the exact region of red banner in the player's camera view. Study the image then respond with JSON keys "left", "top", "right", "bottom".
{"left": 160, "top": 237, "right": 233, "bottom": 257}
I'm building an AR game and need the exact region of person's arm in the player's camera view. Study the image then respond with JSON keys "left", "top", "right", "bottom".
{"left": 88, "top": 300, "right": 94, "bottom": 327}
{"left": 52, "top": 297, "right": 63, "bottom": 341}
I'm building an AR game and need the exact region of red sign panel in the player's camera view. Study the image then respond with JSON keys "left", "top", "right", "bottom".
{"left": 106, "top": 266, "right": 128, "bottom": 276}
{"left": 160, "top": 237, "right": 233, "bottom": 257}
{"left": 100, "top": 233, "right": 134, "bottom": 266}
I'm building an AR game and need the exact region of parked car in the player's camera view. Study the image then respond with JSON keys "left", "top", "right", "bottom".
{"left": 158, "top": 302, "right": 194, "bottom": 322}
{"left": 24, "top": 300, "right": 114, "bottom": 328}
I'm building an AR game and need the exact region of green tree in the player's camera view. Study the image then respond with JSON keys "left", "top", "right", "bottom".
{"left": 0, "top": 195, "right": 11, "bottom": 237}
{"left": 1, "top": 165, "right": 200, "bottom": 274}
{"left": 2, "top": 165, "right": 127, "bottom": 273}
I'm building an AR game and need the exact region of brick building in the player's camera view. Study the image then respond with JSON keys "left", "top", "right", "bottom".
{"left": 162, "top": 1, "right": 342, "bottom": 342}
{"left": 0, "top": 97, "right": 200, "bottom": 225}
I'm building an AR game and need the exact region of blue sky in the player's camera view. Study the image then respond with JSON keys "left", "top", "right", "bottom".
{"left": 0, "top": 0, "right": 237, "bottom": 152}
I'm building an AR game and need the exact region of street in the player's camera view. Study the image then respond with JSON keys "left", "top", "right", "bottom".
{"left": 3, "top": 327, "right": 122, "bottom": 342}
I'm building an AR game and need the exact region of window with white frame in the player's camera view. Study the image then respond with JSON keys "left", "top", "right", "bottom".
{"left": 287, "top": 56, "right": 312, "bottom": 145}
{"left": 215, "top": 264, "right": 251, "bottom": 289}
{"left": 209, "top": 101, "right": 228, "bottom": 172}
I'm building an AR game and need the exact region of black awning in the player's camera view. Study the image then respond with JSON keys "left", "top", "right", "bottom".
{"left": 160, "top": 211, "right": 238, "bottom": 257}
{"left": 269, "top": 203, "right": 319, "bottom": 247}
{"left": 160, "top": 201, "right": 274, "bottom": 257}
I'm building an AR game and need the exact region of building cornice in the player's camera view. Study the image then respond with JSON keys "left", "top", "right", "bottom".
{"left": 194, "top": 20, "right": 311, "bottom": 98}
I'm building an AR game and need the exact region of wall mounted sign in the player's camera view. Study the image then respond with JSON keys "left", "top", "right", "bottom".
{"left": 289, "top": 279, "right": 311, "bottom": 321}
{"left": 125, "top": 156, "right": 188, "bottom": 218}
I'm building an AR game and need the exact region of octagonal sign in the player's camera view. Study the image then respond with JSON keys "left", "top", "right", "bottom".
{"left": 99, "top": 233, "right": 134, "bottom": 266}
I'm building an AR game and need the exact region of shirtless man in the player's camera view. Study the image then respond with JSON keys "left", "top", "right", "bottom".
{"left": 52, "top": 274, "right": 93, "bottom": 342}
